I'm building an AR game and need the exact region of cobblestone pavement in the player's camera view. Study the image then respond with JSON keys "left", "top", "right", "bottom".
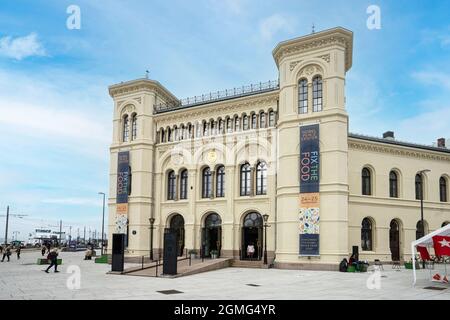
{"left": 0, "top": 251, "right": 449, "bottom": 300}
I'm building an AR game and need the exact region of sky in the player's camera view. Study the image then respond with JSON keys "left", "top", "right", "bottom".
{"left": 0, "top": 0, "right": 449, "bottom": 241}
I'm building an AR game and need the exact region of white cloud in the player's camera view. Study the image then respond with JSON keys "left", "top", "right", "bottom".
{"left": 42, "top": 198, "right": 102, "bottom": 207}
{"left": 411, "top": 71, "right": 450, "bottom": 90}
{"left": 259, "top": 14, "right": 296, "bottom": 41}
{"left": 0, "top": 33, "right": 46, "bottom": 60}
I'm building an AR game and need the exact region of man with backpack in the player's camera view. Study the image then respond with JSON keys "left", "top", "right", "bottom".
{"left": 44, "top": 248, "right": 59, "bottom": 273}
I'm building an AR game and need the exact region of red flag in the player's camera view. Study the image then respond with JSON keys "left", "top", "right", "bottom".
{"left": 417, "top": 246, "right": 431, "bottom": 261}
{"left": 433, "top": 236, "right": 450, "bottom": 257}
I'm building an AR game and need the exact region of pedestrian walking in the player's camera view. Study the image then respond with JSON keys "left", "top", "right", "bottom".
{"left": 16, "top": 247, "right": 21, "bottom": 260}
{"left": 44, "top": 248, "right": 59, "bottom": 273}
{"left": 41, "top": 245, "right": 46, "bottom": 256}
{"left": 0, "top": 245, "right": 3, "bottom": 254}
{"left": 1, "top": 246, "right": 12, "bottom": 262}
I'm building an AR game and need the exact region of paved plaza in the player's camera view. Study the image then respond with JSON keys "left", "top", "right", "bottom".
{"left": 0, "top": 251, "right": 449, "bottom": 300}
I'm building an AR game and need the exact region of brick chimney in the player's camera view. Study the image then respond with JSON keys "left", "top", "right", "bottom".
{"left": 437, "top": 138, "right": 446, "bottom": 148}
{"left": 383, "top": 131, "right": 395, "bottom": 140}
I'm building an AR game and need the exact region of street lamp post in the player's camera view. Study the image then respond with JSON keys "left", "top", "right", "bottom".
{"left": 149, "top": 217, "right": 155, "bottom": 261}
{"left": 263, "top": 214, "right": 269, "bottom": 265}
{"left": 98, "top": 192, "right": 106, "bottom": 256}
{"left": 418, "top": 169, "right": 431, "bottom": 269}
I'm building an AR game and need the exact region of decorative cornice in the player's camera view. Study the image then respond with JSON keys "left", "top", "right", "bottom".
{"left": 108, "top": 79, "right": 178, "bottom": 105}
{"left": 348, "top": 139, "right": 450, "bottom": 162}
{"left": 272, "top": 27, "right": 353, "bottom": 71}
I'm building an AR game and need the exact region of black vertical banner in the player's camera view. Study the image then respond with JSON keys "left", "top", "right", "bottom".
{"left": 300, "top": 125, "right": 320, "bottom": 193}
{"left": 116, "top": 151, "right": 130, "bottom": 213}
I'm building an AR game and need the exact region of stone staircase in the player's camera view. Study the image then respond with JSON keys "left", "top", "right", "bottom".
{"left": 230, "top": 259, "right": 270, "bottom": 269}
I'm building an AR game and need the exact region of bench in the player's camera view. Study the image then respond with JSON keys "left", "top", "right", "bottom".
{"left": 37, "top": 258, "right": 62, "bottom": 265}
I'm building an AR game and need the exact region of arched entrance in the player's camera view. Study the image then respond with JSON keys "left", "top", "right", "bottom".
{"left": 389, "top": 219, "right": 400, "bottom": 261}
{"left": 169, "top": 214, "right": 185, "bottom": 257}
{"left": 241, "top": 212, "right": 263, "bottom": 260}
{"left": 201, "top": 213, "right": 222, "bottom": 258}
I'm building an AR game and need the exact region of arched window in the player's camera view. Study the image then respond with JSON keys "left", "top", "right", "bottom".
{"left": 389, "top": 171, "right": 398, "bottom": 198}
{"left": 160, "top": 128, "right": 165, "bottom": 143}
{"left": 180, "top": 125, "right": 185, "bottom": 140}
{"left": 202, "top": 167, "right": 212, "bottom": 198}
{"left": 312, "top": 76, "right": 323, "bottom": 112}
{"left": 361, "top": 218, "right": 373, "bottom": 251}
{"left": 167, "top": 171, "right": 176, "bottom": 200}
{"left": 442, "top": 221, "right": 450, "bottom": 227}
{"left": 362, "top": 168, "right": 372, "bottom": 196}
{"left": 298, "top": 79, "right": 308, "bottom": 114}
{"left": 218, "top": 119, "right": 224, "bottom": 134}
{"left": 180, "top": 170, "right": 188, "bottom": 200}
{"left": 216, "top": 166, "right": 225, "bottom": 197}
{"left": 440, "top": 177, "right": 448, "bottom": 202}
{"left": 251, "top": 113, "right": 257, "bottom": 129}
{"left": 188, "top": 124, "right": 193, "bottom": 138}
{"left": 415, "top": 174, "right": 423, "bottom": 200}
{"left": 259, "top": 112, "right": 266, "bottom": 129}
{"left": 210, "top": 120, "right": 215, "bottom": 135}
{"left": 269, "top": 110, "right": 276, "bottom": 127}
{"left": 173, "top": 126, "right": 178, "bottom": 141}
{"left": 227, "top": 118, "right": 232, "bottom": 133}
{"left": 167, "top": 127, "right": 172, "bottom": 142}
{"left": 243, "top": 115, "right": 249, "bottom": 130}
{"left": 416, "top": 220, "right": 426, "bottom": 240}
{"left": 256, "top": 161, "right": 267, "bottom": 195}
{"left": 234, "top": 116, "right": 240, "bottom": 131}
{"left": 127, "top": 166, "right": 132, "bottom": 196}
{"left": 131, "top": 114, "right": 137, "bottom": 140}
{"left": 122, "top": 115, "right": 129, "bottom": 142}
{"left": 240, "top": 163, "right": 251, "bottom": 196}
{"left": 203, "top": 121, "right": 208, "bottom": 136}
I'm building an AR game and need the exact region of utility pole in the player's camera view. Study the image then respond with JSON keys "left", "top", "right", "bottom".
{"left": 1, "top": 206, "right": 27, "bottom": 245}
{"left": 83, "top": 226, "right": 86, "bottom": 243}
{"left": 59, "top": 220, "right": 62, "bottom": 245}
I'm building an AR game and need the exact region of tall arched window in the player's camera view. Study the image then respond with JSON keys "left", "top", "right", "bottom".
{"left": 251, "top": 113, "right": 257, "bottom": 129}
{"left": 167, "top": 170, "right": 176, "bottom": 200}
{"left": 415, "top": 174, "right": 423, "bottom": 200}
{"left": 389, "top": 171, "right": 398, "bottom": 198}
{"left": 218, "top": 119, "right": 224, "bottom": 134}
{"left": 173, "top": 126, "right": 179, "bottom": 141}
{"left": 160, "top": 128, "right": 165, "bottom": 143}
{"left": 240, "top": 163, "right": 251, "bottom": 196}
{"left": 361, "top": 218, "right": 373, "bottom": 251}
{"left": 216, "top": 166, "right": 225, "bottom": 197}
{"left": 243, "top": 115, "right": 249, "bottom": 130}
{"left": 440, "top": 177, "right": 448, "bottom": 202}
{"left": 269, "top": 110, "right": 276, "bottom": 127}
{"left": 131, "top": 114, "right": 137, "bottom": 140}
{"left": 256, "top": 161, "right": 267, "bottom": 195}
{"left": 362, "top": 168, "right": 372, "bottom": 196}
{"left": 234, "top": 116, "right": 240, "bottom": 131}
{"left": 203, "top": 121, "right": 209, "bottom": 136}
{"left": 180, "top": 170, "right": 188, "bottom": 200}
{"left": 202, "top": 167, "right": 212, "bottom": 198}
{"left": 312, "top": 76, "right": 323, "bottom": 112}
{"left": 298, "top": 79, "right": 308, "bottom": 114}
{"left": 122, "top": 115, "right": 129, "bottom": 142}
{"left": 227, "top": 118, "right": 232, "bottom": 133}
{"left": 167, "top": 127, "right": 172, "bottom": 142}
{"left": 210, "top": 120, "right": 215, "bottom": 135}
{"left": 259, "top": 112, "right": 267, "bottom": 129}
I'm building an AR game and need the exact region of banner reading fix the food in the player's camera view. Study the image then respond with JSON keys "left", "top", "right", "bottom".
{"left": 299, "top": 124, "right": 320, "bottom": 256}
{"left": 116, "top": 151, "right": 130, "bottom": 215}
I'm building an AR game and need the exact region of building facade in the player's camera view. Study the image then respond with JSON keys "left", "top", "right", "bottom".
{"left": 107, "top": 27, "right": 450, "bottom": 270}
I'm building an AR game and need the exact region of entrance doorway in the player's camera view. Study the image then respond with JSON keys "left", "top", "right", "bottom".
{"left": 202, "top": 213, "right": 222, "bottom": 257}
{"left": 389, "top": 219, "right": 400, "bottom": 261}
{"left": 241, "top": 212, "right": 263, "bottom": 260}
{"left": 169, "top": 214, "right": 185, "bottom": 257}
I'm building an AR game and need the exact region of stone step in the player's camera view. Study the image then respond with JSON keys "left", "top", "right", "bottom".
{"left": 230, "top": 259, "right": 269, "bottom": 269}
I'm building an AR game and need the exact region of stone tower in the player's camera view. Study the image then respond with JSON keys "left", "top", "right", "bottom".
{"left": 273, "top": 27, "right": 353, "bottom": 269}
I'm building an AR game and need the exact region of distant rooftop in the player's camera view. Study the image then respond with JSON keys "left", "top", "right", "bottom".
{"left": 349, "top": 133, "right": 450, "bottom": 154}
{"left": 153, "top": 80, "right": 279, "bottom": 114}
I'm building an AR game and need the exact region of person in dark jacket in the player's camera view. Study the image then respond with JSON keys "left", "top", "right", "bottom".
{"left": 1, "top": 246, "right": 12, "bottom": 262}
{"left": 16, "top": 247, "right": 21, "bottom": 260}
{"left": 45, "top": 249, "right": 59, "bottom": 273}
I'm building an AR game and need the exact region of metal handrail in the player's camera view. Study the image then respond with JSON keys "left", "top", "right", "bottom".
{"left": 154, "top": 80, "right": 279, "bottom": 114}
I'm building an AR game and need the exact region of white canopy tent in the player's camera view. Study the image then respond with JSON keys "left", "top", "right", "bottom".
{"left": 411, "top": 223, "right": 450, "bottom": 286}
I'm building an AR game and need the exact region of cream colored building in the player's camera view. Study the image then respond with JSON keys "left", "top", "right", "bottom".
{"left": 107, "top": 27, "right": 450, "bottom": 270}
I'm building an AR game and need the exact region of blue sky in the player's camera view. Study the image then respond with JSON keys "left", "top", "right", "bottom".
{"left": 0, "top": 0, "right": 449, "bottom": 241}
